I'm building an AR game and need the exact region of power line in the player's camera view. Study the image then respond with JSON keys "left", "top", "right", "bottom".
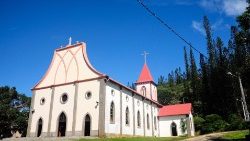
{"left": 136, "top": 0, "right": 208, "bottom": 59}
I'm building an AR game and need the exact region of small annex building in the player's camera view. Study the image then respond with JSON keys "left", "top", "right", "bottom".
{"left": 159, "top": 103, "right": 195, "bottom": 137}
{"left": 27, "top": 41, "right": 195, "bottom": 138}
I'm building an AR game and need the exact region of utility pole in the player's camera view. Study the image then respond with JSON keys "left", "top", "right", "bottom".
{"left": 228, "top": 72, "right": 250, "bottom": 121}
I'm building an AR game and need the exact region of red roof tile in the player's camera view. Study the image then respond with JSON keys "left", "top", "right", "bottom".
{"left": 159, "top": 103, "right": 192, "bottom": 117}
{"left": 137, "top": 63, "right": 154, "bottom": 83}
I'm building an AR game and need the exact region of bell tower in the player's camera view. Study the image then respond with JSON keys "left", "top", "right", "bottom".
{"left": 135, "top": 52, "right": 157, "bottom": 101}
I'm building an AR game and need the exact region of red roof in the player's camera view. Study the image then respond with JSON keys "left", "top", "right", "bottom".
{"left": 137, "top": 63, "right": 154, "bottom": 83}
{"left": 159, "top": 103, "right": 192, "bottom": 117}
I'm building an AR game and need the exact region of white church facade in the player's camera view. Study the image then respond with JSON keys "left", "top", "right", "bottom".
{"left": 27, "top": 41, "right": 195, "bottom": 137}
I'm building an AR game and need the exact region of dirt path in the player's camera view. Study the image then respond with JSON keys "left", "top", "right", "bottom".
{"left": 183, "top": 132, "right": 224, "bottom": 141}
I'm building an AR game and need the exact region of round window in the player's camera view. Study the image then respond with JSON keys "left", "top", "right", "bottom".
{"left": 111, "top": 89, "right": 115, "bottom": 96}
{"left": 85, "top": 91, "right": 92, "bottom": 99}
{"left": 40, "top": 98, "right": 45, "bottom": 105}
{"left": 61, "top": 93, "right": 68, "bottom": 104}
{"left": 126, "top": 96, "right": 129, "bottom": 102}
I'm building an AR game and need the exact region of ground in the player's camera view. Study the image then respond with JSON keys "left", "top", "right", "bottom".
{"left": 2, "top": 130, "right": 248, "bottom": 141}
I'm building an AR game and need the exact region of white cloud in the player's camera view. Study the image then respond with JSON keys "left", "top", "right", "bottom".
{"left": 192, "top": 21, "right": 205, "bottom": 35}
{"left": 223, "top": 0, "right": 248, "bottom": 16}
{"left": 199, "top": 0, "right": 248, "bottom": 16}
{"left": 211, "top": 19, "right": 223, "bottom": 29}
{"left": 192, "top": 19, "right": 224, "bottom": 35}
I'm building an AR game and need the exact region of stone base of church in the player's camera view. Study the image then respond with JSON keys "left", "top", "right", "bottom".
{"left": 28, "top": 130, "right": 99, "bottom": 137}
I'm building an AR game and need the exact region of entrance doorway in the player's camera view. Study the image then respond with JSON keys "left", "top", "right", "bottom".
{"left": 58, "top": 113, "right": 66, "bottom": 137}
{"left": 37, "top": 118, "right": 43, "bottom": 137}
{"left": 171, "top": 122, "right": 177, "bottom": 136}
{"left": 84, "top": 114, "right": 91, "bottom": 136}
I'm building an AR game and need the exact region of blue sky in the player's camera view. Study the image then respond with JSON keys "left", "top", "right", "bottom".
{"left": 0, "top": 0, "right": 248, "bottom": 97}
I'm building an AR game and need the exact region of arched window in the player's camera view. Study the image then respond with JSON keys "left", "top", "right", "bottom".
{"left": 141, "top": 86, "right": 146, "bottom": 96}
{"left": 137, "top": 111, "right": 141, "bottom": 128}
{"left": 125, "top": 107, "right": 129, "bottom": 126}
{"left": 154, "top": 116, "right": 157, "bottom": 130}
{"left": 110, "top": 101, "right": 115, "bottom": 123}
{"left": 147, "top": 114, "right": 150, "bottom": 129}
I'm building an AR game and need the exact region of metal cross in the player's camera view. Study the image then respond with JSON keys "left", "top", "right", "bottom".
{"left": 68, "top": 37, "right": 72, "bottom": 45}
{"left": 141, "top": 51, "right": 149, "bottom": 64}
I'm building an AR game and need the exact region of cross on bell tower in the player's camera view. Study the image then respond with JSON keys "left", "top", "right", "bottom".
{"left": 136, "top": 51, "right": 158, "bottom": 101}
{"left": 141, "top": 51, "right": 149, "bottom": 64}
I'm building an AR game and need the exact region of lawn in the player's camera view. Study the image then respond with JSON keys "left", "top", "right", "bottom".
{"left": 77, "top": 136, "right": 187, "bottom": 141}
{"left": 220, "top": 130, "right": 249, "bottom": 140}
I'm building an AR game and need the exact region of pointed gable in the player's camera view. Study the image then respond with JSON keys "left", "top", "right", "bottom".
{"left": 33, "top": 42, "right": 104, "bottom": 90}
{"left": 137, "top": 63, "right": 154, "bottom": 83}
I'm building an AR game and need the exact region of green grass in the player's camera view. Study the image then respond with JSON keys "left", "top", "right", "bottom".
{"left": 77, "top": 136, "right": 187, "bottom": 141}
{"left": 221, "top": 130, "right": 249, "bottom": 140}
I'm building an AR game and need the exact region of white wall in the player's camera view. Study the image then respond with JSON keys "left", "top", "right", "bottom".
{"left": 104, "top": 83, "right": 121, "bottom": 134}
{"left": 50, "top": 84, "right": 75, "bottom": 134}
{"left": 75, "top": 80, "right": 101, "bottom": 134}
{"left": 133, "top": 95, "right": 144, "bottom": 136}
{"left": 30, "top": 88, "right": 52, "bottom": 135}
{"left": 159, "top": 115, "right": 187, "bottom": 137}
{"left": 121, "top": 89, "right": 134, "bottom": 135}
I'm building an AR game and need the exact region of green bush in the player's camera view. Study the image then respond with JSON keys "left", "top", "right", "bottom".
{"left": 201, "top": 114, "right": 228, "bottom": 134}
{"left": 226, "top": 114, "right": 244, "bottom": 131}
{"left": 194, "top": 116, "right": 205, "bottom": 131}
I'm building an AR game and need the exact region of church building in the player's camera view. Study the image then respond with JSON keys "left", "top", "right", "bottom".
{"left": 27, "top": 41, "right": 195, "bottom": 137}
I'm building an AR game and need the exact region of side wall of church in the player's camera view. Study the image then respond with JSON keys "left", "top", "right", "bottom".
{"left": 104, "top": 81, "right": 159, "bottom": 137}
{"left": 104, "top": 82, "right": 121, "bottom": 135}
{"left": 133, "top": 95, "right": 144, "bottom": 136}
{"left": 143, "top": 100, "right": 152, "bottom": 136}
{"left": 121, "top": 89, "right": 134, "bottom": 135}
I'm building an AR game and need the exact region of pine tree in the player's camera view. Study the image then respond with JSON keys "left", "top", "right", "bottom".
{"left": 203, "top": 16, "right": 216, "bottom": 69}
{"left": 184, "top": 46, "right": 190, "bottom": 80}
{"left": 200, "top": 54, "right": 210, "bottom": 115}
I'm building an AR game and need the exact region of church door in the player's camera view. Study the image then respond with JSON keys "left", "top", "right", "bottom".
{"left": 37, "top": 118, "right": 43, "bottom": 137}
{"left": 171, "top": 122, "right": 177, "bottom": 136}
{"left": 58, "top": 113, "right": 66, "bottom": 137}
{"left": 84, "top": 114, "right": 91, "bottom": 136}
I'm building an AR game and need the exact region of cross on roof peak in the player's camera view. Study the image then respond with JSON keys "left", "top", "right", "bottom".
{"left": 141, "top": 51, "right": 149, "bottom": 64}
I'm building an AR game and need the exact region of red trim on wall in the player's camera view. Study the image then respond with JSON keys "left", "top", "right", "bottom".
{"left": 65, "top": 47, "right": 81, "bottom": 82}
{"left": 81, "top": 44, "right": 104, "bottom": 76}
{"left": 55, "top": 43, "right": 83, "bottom": 52}
{"left": 54, "top": 51, "right": 68, "bottom": 84}
{"left": 32, "top": 76, "right": 106, "bottom": 91}
{"left": 33, "top": 51, "right": 56, "bottom": 89}
{"left": 108, "top": 78, "right": 162, "bottom": 107}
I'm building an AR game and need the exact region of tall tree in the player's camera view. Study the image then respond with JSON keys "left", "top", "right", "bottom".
{"left": 0, "top": 86, "right": 30, "bottom": 138}
{"left": 184, "top": 46, "right": 190, "bottom": 80}
{"left": 203, "top": 16, "right": 216, "bottom": 69}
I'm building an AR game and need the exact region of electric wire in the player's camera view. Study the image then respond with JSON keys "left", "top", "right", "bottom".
{"left": 136, "top": 0, "right": 208, "bottom": 59}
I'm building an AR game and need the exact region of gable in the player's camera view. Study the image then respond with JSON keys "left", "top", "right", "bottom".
{"left": 33, "top": 42, "right": 104, "bottom": 89}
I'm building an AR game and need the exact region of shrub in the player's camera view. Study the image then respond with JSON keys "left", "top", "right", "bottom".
{"left": 201, "top": 114, "right": 228, "bottom": 134}
{"left": 226, "top": 114, "right": 244, "bottom": 131}
{"left": 194, "top": 116, "right": 205, "bottom": 131}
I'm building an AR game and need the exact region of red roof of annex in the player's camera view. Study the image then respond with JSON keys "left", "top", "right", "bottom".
{"left": 159, "top": 103, "right": 192, "bottom": 117}
{"left": 137, "top": 63, "right": 154, "bottom": 83}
